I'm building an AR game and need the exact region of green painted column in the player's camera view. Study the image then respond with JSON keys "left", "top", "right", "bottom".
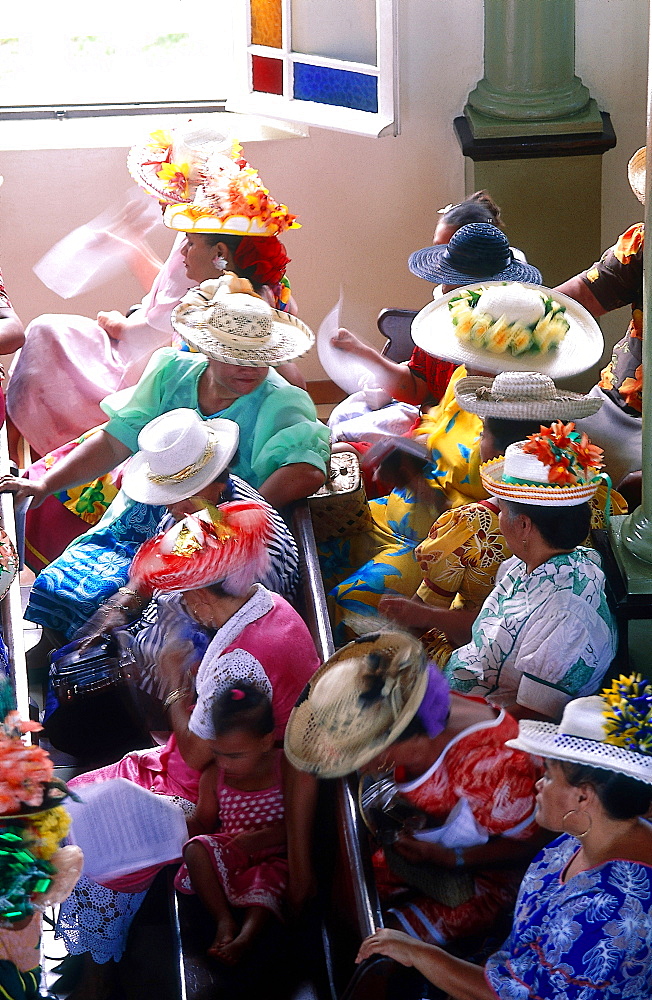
{"left": 465, "top": 0, "right": 602, "bottom": 137}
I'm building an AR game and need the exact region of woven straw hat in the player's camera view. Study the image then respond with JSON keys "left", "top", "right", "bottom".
{"left": 171, "top": 272, "right": 313, "bottom": 367}
{"left": 454, "top": 372, "right": 603, "bottom": 421}
{"left": 284, "top": 632, "right": 430, "bottom": 778}
{"left": 411, "top": 281, "right": 603, "bottom": 378}
{"left": 506, "top": 681, "right": 652, "bottom": 787}
{"left": 127, "top": 125, "right": 232, "bottom": 205}
{"left": 408, "top": 224, "right": 542, "bottom": 285}
{"left": 121, "top": 409, "right": 239, "bottom": 505}
{"left": 628, "top": 147, "right": 646, "bottom": 205}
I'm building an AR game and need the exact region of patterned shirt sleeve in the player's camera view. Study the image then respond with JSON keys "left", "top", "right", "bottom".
{"left": 581, "top": 223, "right": 644, "bottom": 312}
{"left": 407, "top": 347, "right": 457, "bottom": 402}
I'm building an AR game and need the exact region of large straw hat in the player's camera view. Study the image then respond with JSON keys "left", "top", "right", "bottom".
{"left": 507, "top": 675, "right": 652, "bottom": 786}
{"left": 454, "top": 372, "right": 603, "bottom": 421}
{"left": 171, "top": 272, "right": 313, "bottom": 367}
{"left": 284, "top": 632, "right": 430, "bottom": 778}
{"left": 127, "top": 124, "right": 232, "bottom": 205}
{"left": 480, "top": 421, "right": 604, "bottom": 507}
{"left": 628, "top": 147, "right": 646, "bottom": 205}
{"left": 411, "top": 281, "right": 603, "bottom": 378}
{"left": 408, "top": 224, "right": 542, "bottom": 286}
{"left": 121, "top": 409, "right": 239, "bottom": 505}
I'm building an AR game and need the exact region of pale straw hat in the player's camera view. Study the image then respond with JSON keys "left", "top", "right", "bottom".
{"left": 628, "top": 147, "right": 646, "bottom": 205}
{"left": 507, "top": 675, "right": 652, "bottom": 786}
{"left": 284, "top": 632, "right": 431, "bottom": 778}
{"left": 121, "top": 409, "right": 239, "bottom": 505}
{"left": 454, "top": 371, "right": 603, "bottom": 421}
{"left": 171, "top": 272, "right": 313, "bottom": 367}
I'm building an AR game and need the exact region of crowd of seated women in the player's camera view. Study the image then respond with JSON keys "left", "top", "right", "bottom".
{"left": 0, "top": 129, "right": 649, "bottom": 1000}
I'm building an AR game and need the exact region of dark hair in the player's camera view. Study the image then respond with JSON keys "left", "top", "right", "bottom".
{"left": 211, "top": 681, "right": 274, "bottom": 738}
{"left": 559, "top": 760, "right": 652, "bottom": 820}
{"left": 394, "top": 712, "right": 428, "bottom": 743}
{"left": 502, "top": 499, "right": 591, "bottom": 550}
{"left": 484, "top": 417, "right": 543, "bottom": 456}
{"left": 442, "top": 191, "right": 503, "bottom": 230}
{"left": 201, "top": 233, "right": 263, "bottom": 291}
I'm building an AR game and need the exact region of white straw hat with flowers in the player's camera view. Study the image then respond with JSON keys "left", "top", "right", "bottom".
{"left": 507, "top": 674, "right": 652, "bottom": 786}
{"left": 127, "top": 124, "right": 232, "bottom": 205}
{"left": 164, "top": 143, "right": 300, "bottom": 237}
{"left": 171, "top": 272, "right": 313, "bottom": 367}
{"left": 121, "top": 409, "right": 239, "bottom": 505}
{"left": 480, "top": 421, "right": 605, "bottom": 506}
{"left": 454, "top": 371, "right": 603, "bottom": 421}
{"left": 411, "top": 281, "right": 603, "bottom": 378}
{"left": 628, "top": 147, "right": 646, "bottom": 205}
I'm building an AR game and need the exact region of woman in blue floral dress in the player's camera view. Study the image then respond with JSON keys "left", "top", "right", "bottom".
{"left": 357, "top": 674, "right": 652, "bottom": 999}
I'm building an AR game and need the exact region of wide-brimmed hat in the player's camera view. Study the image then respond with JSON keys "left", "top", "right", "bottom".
{"left": 480, "top": 421, "right": 604, "bottom": 506}
{"left": 127, "top": 124, "right": 232, "bottom": 205}
{"left": 408, "top": 223, "right": 541, "bottom": 286}
{"left": 130, "top": 501, "right": 272, "bottom": 595}
{"left": 411, "top": 281, "right": 603, "bottom": 378}
{"left": 628, "top": 147, "right": 646, "bottom": 204}
{"left": 164, "top": 144, "right": 299, "bottom": 237}
{"left": 171, "top": 272, "right": 313, "bottom": 367}
{"left": 455, "top": 372, "right": 603, "bottom": 421}
{"left": 284, "top": 632, "right": 448, "bottom": 778}
{"left": 121, "top": 409, "right": 239, "bottom": 505}
{"left": 507, "top": 675, "right": 652, "bottom": 787}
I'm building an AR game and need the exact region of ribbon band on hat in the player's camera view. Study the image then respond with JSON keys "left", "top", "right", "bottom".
{"left": 148, "top": 438, "right": 217, "bottom": 486}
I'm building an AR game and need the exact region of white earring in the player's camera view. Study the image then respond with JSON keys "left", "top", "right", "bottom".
{"left": 212, "top": 255, "right": 228, "bottom": 271}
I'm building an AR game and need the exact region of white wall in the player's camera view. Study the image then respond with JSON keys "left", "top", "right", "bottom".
{"left": 0, "top": 0, "right": 648, "bottom": 383}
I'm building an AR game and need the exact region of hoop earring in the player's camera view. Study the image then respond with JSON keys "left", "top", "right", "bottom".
{"left": 562, "top": 809, "right": 592, "bottom": 840}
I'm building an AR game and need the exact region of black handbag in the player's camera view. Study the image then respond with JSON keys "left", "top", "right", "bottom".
{"left": 43, "top": 636, "right": 153, "bottom": 760}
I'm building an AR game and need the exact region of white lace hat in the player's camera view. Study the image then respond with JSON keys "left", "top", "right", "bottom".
{"left": 121, "top": 408, "right": 239, "bottom": 505}
{"left": 172, "top": 273, "right": 314, "bottom": 367}
{"left": 455, "top": 372, "right": 603, "bottom": 420}
{"left": 506, "top": 677, "right": 652, "bottom": 786}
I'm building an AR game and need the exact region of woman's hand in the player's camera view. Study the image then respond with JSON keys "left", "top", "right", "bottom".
{"left": 331, "top": 327, "right": 374, "bottom": 359}
{"left": 97, "top": 310, "right": 128, "bottom": 342}
{"left": 0, "top": 475, "right": 48, "bottom": 508}
{"left": 356, "top": 928, "right": 418, "bottom": 967}
{"left": 379, "top": 594, "right": 435, "bottom": 631}
{"left": 393, "top": 832, "right": 457, "bottom": 868}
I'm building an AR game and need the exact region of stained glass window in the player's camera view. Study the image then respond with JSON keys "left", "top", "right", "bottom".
{"left": 229, "top": 0, "right": 397, "bottom": 137}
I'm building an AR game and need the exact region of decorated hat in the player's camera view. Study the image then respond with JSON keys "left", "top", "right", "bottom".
{"left": 164, "top": 143, "right": 299, "bottom": 237}
{"left": 454, "top": 372, "right": 603, "bottom": 421}
{"left": 628, "top": 147, "right": 646, "bottom": 205}
{"left": 171, "top": 272, "right": 313, "bottom": 367}
{"left": 411, "top": 281, "right": 603, "bottom": 378}
{"left": 408, "top": 223, "right": 542, "bottom": 285}
{"left": 129, "top": 501, "right": 272, "bottom": 595}
{"left": 480, "top": 421, "right": 604, "bottom": 506}
{"left": 127, "top": 124, "right": 232, "bottom": 205}
{"left": 121, "top": 409, "right": 239, "bottom": 505}
{"left": 284, "top": 632, "right": 450, "bottom": 778}
{"left": 506, "top": 675, "right": 652, "bottom": 787}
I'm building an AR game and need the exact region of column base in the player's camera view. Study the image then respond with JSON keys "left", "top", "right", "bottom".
{"left": 463, "top": 98, "right": 603, "bottom": 139}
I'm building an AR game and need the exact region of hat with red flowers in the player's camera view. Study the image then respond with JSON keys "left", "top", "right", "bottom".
{"left": 480, "top": 421, "right": 604, "bottom": 506}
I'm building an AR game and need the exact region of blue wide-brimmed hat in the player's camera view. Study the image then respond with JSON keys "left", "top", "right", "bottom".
{"left": 408, "top": 222, "right": 542, "bottom": 285}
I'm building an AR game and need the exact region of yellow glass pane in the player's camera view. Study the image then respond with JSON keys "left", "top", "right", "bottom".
{"left": 251, "top": 0, "right": 282, "bottom": 49}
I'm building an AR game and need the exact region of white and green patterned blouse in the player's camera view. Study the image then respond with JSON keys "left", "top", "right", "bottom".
{"left": 443, "top": 548, "right": 617, "bottom": 719}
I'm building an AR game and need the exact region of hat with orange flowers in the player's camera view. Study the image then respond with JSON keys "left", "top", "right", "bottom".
{"left": 480, "top": 421, "right": 604, "bottom": 506}
{"left": 128, "top": 124, "right": 232, "bottom": 205}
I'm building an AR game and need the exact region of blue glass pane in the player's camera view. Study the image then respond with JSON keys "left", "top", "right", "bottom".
{"left": 293, "top": 63, "right": 377, "bottom": 113}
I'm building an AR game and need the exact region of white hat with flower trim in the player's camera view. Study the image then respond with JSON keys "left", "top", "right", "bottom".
{"left": 507, "top": 675, "right": 652, "bottom": 786}
{"left": 480, "top": 421, "right": 604, "bottom": 507}
{"left": 127, "top": 124, "right": 232, "bottom": 205}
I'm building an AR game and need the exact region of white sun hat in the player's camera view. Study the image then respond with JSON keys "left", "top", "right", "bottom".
{"left": 411, "top": 281, "right": 603, "bottom": 378}
{"left": 121, "top": 409, "right": 239, "bottom": 505}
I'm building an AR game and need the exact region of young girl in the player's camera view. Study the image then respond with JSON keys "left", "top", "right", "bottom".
{"left": 175, "top": 683, "right": 287, "bottom": 965}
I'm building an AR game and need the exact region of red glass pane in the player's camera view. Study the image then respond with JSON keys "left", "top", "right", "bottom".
{"left": 252, "top": 55, "right": 283, "bottom": 95}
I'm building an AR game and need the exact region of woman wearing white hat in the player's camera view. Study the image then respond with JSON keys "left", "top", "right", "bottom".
{"left": 357, "top": 674, "right": 652, "bottom": 999}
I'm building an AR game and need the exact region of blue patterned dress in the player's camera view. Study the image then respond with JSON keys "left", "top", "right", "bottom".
{"left": 485, "top": 834, "right": 652, "bottom": 999}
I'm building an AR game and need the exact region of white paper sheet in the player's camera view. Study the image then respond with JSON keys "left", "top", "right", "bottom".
{"left": 316, "top": 298, "right": 381, "bottom": 395}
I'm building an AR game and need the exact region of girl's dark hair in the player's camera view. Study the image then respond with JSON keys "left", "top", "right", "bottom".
{"left": 559, "top": 760, "right": 652, "bottom": 820}
{"left": 484, "top": 417, "right": 543, "bottom": 456}
{"left": 394, "top": 712, "right": 427, "bottom": 743}
{"left": 442, "top": 191, "right": 503, "bottom": 230}
{"left": 502, "top": 499, "right": 591, "bottom": 550}
{"left": 211, "top": 681, "right": 274, "bottom": 737}
{"left": 201, "top": 233, "right": 263, "bottom": 292}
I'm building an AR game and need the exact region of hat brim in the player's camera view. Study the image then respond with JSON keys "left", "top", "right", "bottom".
{"left": 121, "top": 417, "right": 238, "bottom": 504}
{"left": 408, "top": 245, "right": 542, "bottom": 285}
{"left": 506, "top": 722, "right": 652, "bottom": 787}
{"left": 164, "top": 202, "right": 290, "bottom": 237}
{"left": 454, "top": 375, "right": 604, "bottom": 420}
{"left": 628, "top": 147, "right": 646, "bottom": 205}
{"left": 284, "top": 634, "right": 429, "bottom": 778}
{"left": 411, "top": 282, "right": 604, "bottom": 378}
{"left": 173, "top": 304, "right": 314, "bottom": 368}
{"left": 127, "top": 142, "right": 194, "bottom": 206}
{"left": 480, "top": 455, "right": 599, "bottom": 506}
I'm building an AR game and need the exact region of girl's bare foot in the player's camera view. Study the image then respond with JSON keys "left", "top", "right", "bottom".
{"left": 207, "top": 914, "right": 239, "bottom": 959}
{"left": 210, "top": 929, "right": 254, "bottom": 965}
